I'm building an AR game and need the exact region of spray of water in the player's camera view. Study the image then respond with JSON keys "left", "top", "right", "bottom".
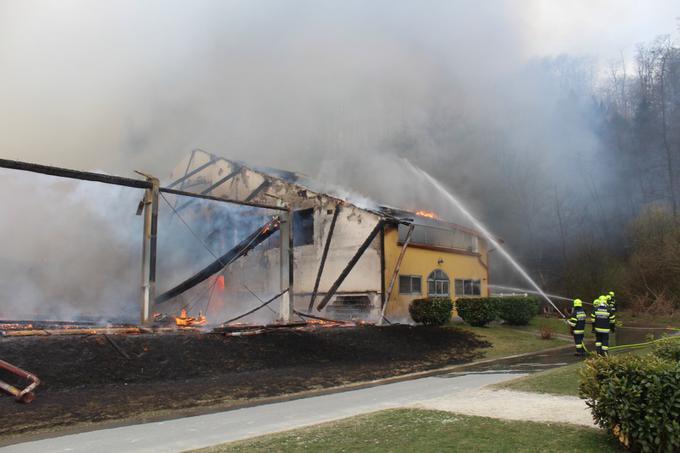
{"left": 403, "top": 159, "right": 566, "bottom": 319}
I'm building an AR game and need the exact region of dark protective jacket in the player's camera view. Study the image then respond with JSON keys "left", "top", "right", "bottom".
{"left": 591, "top": 304, "right": 612, "bottom": 333}
{"left": 567, "top": 307, "right": 586, "bottom": 334}
{"left": 609, "top": 297, "right": 617, "bottom": 325}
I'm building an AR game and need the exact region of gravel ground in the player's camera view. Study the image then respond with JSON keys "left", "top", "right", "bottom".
{"left": 413, "top": 387, "right": 596, "bottom": 427}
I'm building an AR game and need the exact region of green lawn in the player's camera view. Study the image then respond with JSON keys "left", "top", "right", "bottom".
{"left": 193, "top": 409, "right": 617, "bottom": 453}
{"left": 495, "top": 361, "right": 583, "bottom": 396}
{"left": 517, "top": 316, "right": 571, "bottom": 336}
{"left": 496, "top": 346, "right": 653, "bottom": 396}
{"left": 459, "top": 322, "right": 569, "bottom": 359}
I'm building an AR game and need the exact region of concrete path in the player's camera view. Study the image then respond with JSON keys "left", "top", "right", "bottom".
{"left": 1, "top": 372, "right": 522, "bottom": 453}
{"left": 415, "top": 388, "right": 595, "bottom": 427}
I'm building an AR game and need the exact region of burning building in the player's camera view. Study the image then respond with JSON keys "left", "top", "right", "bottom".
{"left": 158, "top": 150, "right": 490, "bottom": 323}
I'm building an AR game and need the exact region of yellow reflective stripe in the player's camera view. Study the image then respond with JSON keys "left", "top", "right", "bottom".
{"left": 595, "top": 328, "right": 610, "bottom": 333}
{"left": 573, "top": 330, "right": 584, "bottom": 334}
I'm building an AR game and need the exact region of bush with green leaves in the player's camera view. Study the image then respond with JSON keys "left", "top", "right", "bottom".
{"left": 653, "top": 336, "right": 680, "bottom": 361}
{"left": 409, "top": 297, "right": 453, "bottom": 326}
{"left": 495, "top": 296, "right": 539, "bottom": 325}
{"left": 580, "top": 354, "right": 680, "bottom": 452}
{"left": 455, "top": 298, "right": 497, "bottom": 327}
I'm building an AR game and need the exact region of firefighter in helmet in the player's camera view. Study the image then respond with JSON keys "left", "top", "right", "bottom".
{"left": 591, "top": 296, "right": 613, "bottom": 356}
{"left": 607, "top": 291, "right": 617, "bottom": 333}
{"left": 567, "top": 298, "right": 587, "bottom": 357}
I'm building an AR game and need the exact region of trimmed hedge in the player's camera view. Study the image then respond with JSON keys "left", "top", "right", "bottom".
{"left": 455, "top": 298, "right": 497, "bottom": 327}
{"left": 409, "top": 297, "right": 453, "bottom": 326}
{"left": 580, "top": 355, "right": 680, "bottom": 452}
{"left": 653, "top": 336, "right": 680, "bottom": 361}
{"left": 495, "top": 296, "right": 539, "bottom": 325}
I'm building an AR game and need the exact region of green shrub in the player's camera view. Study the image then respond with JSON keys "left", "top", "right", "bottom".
{"left": 653, "top": 336, "right": 680, "bottom": 361}
{"left": 580, "top": 355, "right": 680, "bottom": 452}
{"left": 409, "top": 297, "right": 453, "bottom": 326}
{"left": 455, "top": 298, "right": 497, "bottom": 327}
{"left": 495, "top": 296, "right": 539, "bottom": 325}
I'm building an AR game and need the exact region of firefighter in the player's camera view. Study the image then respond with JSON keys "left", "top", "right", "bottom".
{"left": 567, "top": 298, "right": 587, "bottom": 357}
{"left": 607, "top": 291, "right": 617, "bottom": 333}
{"left": 591, "top": 296, "right": 612, "bottom": 356}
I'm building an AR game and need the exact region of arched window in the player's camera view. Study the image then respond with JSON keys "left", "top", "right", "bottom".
{"left": 427, "top": 270, "right": 450, "bottom": 297}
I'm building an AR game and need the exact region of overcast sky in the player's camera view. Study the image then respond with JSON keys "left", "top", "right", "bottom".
{"left": 0, "top": 0, "right": 678, "bottom": 176}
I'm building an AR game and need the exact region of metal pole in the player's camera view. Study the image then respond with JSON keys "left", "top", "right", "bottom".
{"left": 140, "top": 176, "right": 159, "bottom": 324}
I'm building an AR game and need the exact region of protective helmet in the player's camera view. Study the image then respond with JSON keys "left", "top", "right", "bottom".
{"left": 593, "top": 298, "right": 601, "bottom": 306}
{"left": 609, "top": 291, "right": 615, "bottom": 297}
{"left": 573, "top": 298, "right": 583, "bottom": 307}
{"left": 606, "top": 294, "right": 612, "bottom": 300}
{"left": 599, "top": 296, "right": 608, "bottom": 305}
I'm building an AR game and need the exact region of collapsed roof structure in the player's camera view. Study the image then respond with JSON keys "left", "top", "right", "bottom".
{"left": 157, "top": 150, "right": 491, "bottom": 324}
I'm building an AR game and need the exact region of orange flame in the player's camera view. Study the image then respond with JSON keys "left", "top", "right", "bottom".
{"left": 175, "top": 309, "right": 207, "bottom": 327}
{"left": 415, "top": 210, "right": 438, "bottom": 219}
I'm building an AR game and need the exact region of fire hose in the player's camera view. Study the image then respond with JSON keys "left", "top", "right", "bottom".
{"left": 0, "top": 359, "right": 40, "bottom": 403}
{"left": 577, "top": 326, "right": 680, "bottom": 356}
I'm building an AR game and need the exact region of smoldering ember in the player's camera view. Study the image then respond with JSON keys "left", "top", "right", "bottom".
{"left": 2, "top": 2, "right": 680, "bottom": 452}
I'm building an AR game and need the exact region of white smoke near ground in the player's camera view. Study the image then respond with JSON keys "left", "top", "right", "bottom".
{"left": 0, "top": 1, "right": 677, "bottom": 319}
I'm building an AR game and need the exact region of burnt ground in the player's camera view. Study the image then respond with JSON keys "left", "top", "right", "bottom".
{"left": 0, "top": 325, "right": 488, "bottom": 441}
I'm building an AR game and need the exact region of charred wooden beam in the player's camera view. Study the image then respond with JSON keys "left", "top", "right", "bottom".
{"left": 244, "top": 180, "right": 271, "bottom": 202}
{"left": 159, "top": 187, "right": 286, "bottom": 211}
{"left": 0, "top": 158, "right": 284, "bottom": 211}
{"left": 167, "top": 156, "right": 218, "bottom": 189}
{"left": 0, "top": 158, "right": 151, "bottom": 189}
{"left": 155, "top": 217, "right": 281, "bottom": 304}
{"left": 221, "top": 288, "right": 289, "bottom": 325}
{"left": 292, "top": 309, "right": 347, "bottom": 324}
{"left": 175, "top": 165, "right": 243, "bottom": 213}
{"left": 308, "top": 205, "right": 341, "bottom": 312}
{"left": 316, "top": 220, "right": 384, "bottom": 311}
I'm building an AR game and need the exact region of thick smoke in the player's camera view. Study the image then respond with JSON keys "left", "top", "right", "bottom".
{"left": 0, "top": 1, "right": 678, "bottom": 318}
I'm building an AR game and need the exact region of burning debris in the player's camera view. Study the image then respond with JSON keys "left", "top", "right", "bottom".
{"left": 174, "top": 309, "right": 208, "bottom": 327}
{"left": 415, "top": 209, "right": 438, "bottom": 219}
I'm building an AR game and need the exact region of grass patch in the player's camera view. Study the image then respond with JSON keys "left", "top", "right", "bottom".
{"left": 459, "top": 322, "right": 569, "bottom": 359}
{"left": 496, "top": 362, "right": 582, "bottom": 396}
{"left": 194, "top": 409, "right": 617, "bottom": 453}
{"left": 518, "top": 317, "right": 571, "bottom": 336}
{"left": 496, "top": 346, "right": 654, "bottom": 396}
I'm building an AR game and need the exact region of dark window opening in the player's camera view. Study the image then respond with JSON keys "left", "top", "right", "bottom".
{"left": 455, "top": 279, "right": 481, "bottom": 297}
{"left": 293, "top": 208, "right": 314, "bottom": 246}
{"left": 327, "top": 295, "right": 372, "bottom": 321}
{"left": 399, "top": 275, "right": 422, "bottom": 295}
{"left": 427, "top": 269, "right": 450, "bottom": 297}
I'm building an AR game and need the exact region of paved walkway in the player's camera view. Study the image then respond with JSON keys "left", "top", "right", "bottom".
{"left": 415, "top": 388, "right": 595, "bottom": 427}
{"left": 1, "top": 372, "right": 521, "bottom": 453}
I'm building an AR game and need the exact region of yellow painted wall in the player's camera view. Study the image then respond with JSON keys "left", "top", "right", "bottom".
{"left": 383, "top": 226, "right": 489, "bottom": 320}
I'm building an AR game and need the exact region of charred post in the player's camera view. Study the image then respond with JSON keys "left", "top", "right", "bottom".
{"left": 279, "top": 208, "right": 294, "bottom": 322}
{"left": 316, "top": 220, "right": 384, "bottom": 311}
{"left": 139, "top": 174, "right": 160, "bottom": 324}
{"left": 308, "top": 205, "right": 341, "bottom": 312}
